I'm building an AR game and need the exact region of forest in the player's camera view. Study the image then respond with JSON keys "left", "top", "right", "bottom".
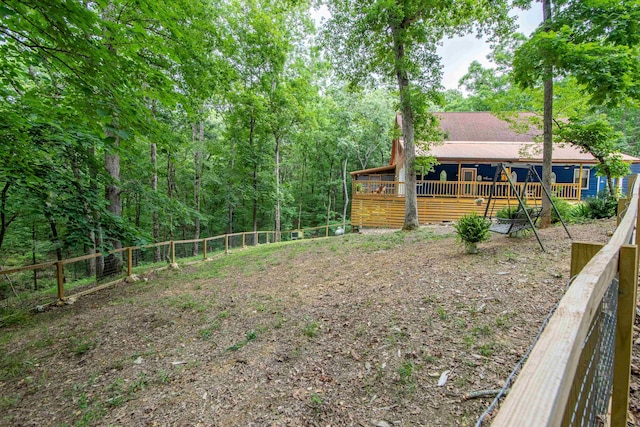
{"left": 1, "top": 0, "right": 639, "bottom": 268}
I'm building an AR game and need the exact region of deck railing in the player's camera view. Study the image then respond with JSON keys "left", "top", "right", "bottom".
{"left": 354, "top": 180, "right": 581, "bottom": 200}
{"left": 487, "top": 175, "right": 639, "bottom": 426}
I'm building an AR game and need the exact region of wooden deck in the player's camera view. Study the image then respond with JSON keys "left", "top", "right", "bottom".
{"left": 351, "top": 195, "right": 516, "bottom": 227}
{"left": 351, "top": 180, "right": 580, "bottom": 227}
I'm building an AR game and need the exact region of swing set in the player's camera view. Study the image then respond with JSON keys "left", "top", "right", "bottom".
{"left": 482, "top": 163, "right": 572, "bottom": 251}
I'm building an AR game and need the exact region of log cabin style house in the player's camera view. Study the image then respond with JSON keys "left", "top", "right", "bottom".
{"left": 350, "top": 112, "right": 640, "bottom": 228}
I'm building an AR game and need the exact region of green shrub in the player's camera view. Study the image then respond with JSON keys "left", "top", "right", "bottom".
{"left": 551, "top": 196, "right": 573, "bottom": 224}
{"left": 496, "top": 206, "right": 519, "bottom": 219}
{"left": 568, "top": 202, "right": 591, "bottom": 223}
{"left": 585, "top": 191, "right": 617, "bottom": 219}
{"left": 454, "top": 212, "right": 491, "bottom": 244}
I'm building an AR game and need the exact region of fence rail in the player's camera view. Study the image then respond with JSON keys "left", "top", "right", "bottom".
{"left": 490, "top": 175, "right": 639, "bottom": 426}
{"left": 0, "top": 223, "right": 351, "bottom": 307}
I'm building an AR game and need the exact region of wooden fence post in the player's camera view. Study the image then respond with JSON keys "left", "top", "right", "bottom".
{"left": 56, "top": 261, "right": 64, "bottom": 301}
{"left": 325, "top": 225, "right": 329, "bottom": 237}
{"left": 127, "top": 247, "right": 133, "bottom": 277}
{"left": 225, "top": 234, "right": 229, "bottom": 254}
{"left": 637, "top": 196, "right": 640, "bottom": 246}
{"left": 612, "top": 244, "right": 639, "bottom": 426}
{"left": 202, "top": 239, "right": 207, "bottom": 260}
{"left": 570, "top": 242, "right": 605, "bottom": 277}
{"left": 170, "top": 241, "right": 175, "bottom": 264}
{"left": 242, "top": 233, "right": 246, "bottom": 248}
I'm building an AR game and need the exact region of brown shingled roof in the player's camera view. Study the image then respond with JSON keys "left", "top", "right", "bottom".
{"left": 435, "top": 112, "right": 539, "bottom": 142}
{"left": 417, "top": 112, "right": 638, "bottom": 164}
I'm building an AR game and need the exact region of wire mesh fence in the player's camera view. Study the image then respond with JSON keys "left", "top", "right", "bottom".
{"left": 1, "top": 262, "right": 58, "bottom": 307}
{"left": 1, "top": 222, "right": 352, "bottom": 310}
{"left": 488, "top": 174, "right": 639, "bottom": 427}
{"left": 133, "top": 242, "right": 172, "bottom": 271}
{"left": 563, "top": 277, "right": 618, "bottom": 426}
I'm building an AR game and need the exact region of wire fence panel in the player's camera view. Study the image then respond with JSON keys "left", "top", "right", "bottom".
{"left": 173, "top": 241, "right": 204, "bottom": 263}
{"left": 1, "top": 263, "right": 58, "bottom": 308}
{"left": 563, "top": 277, "right": 618, "bottom": 427}
{"left": 206, "top": 237, "right": 226, "bottom": 257}
{"left": 1, "top": 222, "right": 353, "bottom": 309}
{"left": 133, "top": 243, "right": 171, "bottom": 271}
{"left": 228, "top": 234, "right": 244, "bottom": 250}
{"left": 244, "top": 232, "right": 258, "bottom": 247}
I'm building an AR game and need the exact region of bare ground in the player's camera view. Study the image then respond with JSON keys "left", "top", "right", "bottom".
{"left": 0, "top": 219, "right": 634, "bottom": 427}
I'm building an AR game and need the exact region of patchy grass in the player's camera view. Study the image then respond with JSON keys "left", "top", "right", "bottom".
{"left": 0, "top": 221, "right": 618, "bottom": 426}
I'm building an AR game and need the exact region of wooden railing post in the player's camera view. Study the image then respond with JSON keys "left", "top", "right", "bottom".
{"left": 56, "top": 261, "right": 64, "bottom": 301}
{"left": 225, "top": 234, "right": 229, "bottom": 254}
{"left": 170, "top": 241, "right": 175, "bottom": 264}
{"left": 127, "top": 247, "right": 133, "bottom": 277}
{"left": 202, "top": 239, "right": 207, "bottom": 260}
{"left": 325, "top": 225, "right": 329, "bottom": 237}
{"left": 242, "top": 233, "right": 246, "bottom": 248}
{"left": 612, "top": 244, "right": 639, "bottom": 426}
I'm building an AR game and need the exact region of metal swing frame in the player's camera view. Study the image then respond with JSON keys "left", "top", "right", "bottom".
{"left": 483, "top": 163, "right": 572, "bottom": 252}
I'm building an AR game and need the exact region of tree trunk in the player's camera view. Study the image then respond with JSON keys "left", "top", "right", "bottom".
{"left": 0, "top": 182, "right": 18, "bottom": 253}
{"left": 298, "top": 153, "right": 306, "bottom": 229}
{"left": 249, "top": 116, "right": 258, "bottom": 233}
{"left": 274, "top": 134, "right": 281, "bottom": 242}
{"left": 326, "top": 184, "right": 332, "bottom": 231}
{"left": 95, "top": 228, "right": 104, "bottom": 278}
{"left": 167, "top": 153, "right": 176, "bottom": 242}
{"left": 151, "top": 143, "right": 160, "bottom": 262}
{"left": 228, "top": 135, "right": 235, "bottom": 234}
{"left": 105, "top": 135, "right": 123, "bottom": 250}
{"left": 607, "top": 176, "right": 615, "bottom": 196}
{"left": 32, "top": 221, "right": 37, "bottom": 290}
{"left": 392, "top": 25, "right": 419, "bottom": 230}
{"left": 87, "top": 230, "right": 96, "bottom": 276}
{"left": 342, "top": 157, "right": 349, "bottom": 229}
{"left": 540, "top": 0, "right": 553, "bottom": 228}
{"left": 193, "top": 121, "right": 203, "bottom": 256}
{"left": 49, "top": 219, "right": 63, "bottom": 263}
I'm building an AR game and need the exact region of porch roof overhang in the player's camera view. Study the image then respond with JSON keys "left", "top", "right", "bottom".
{"left": 349, "top": 164, "right": 396, "bottom": 176}
{"left": 417, "top": 141, "right": 640, "bottom": 164}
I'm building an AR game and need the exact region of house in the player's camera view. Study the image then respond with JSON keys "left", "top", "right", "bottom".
{"left": 350, "top": 112, "right": 640, "bottom": 227}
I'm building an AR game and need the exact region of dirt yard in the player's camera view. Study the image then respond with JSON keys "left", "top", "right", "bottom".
{"left": 1, "top": 219, "right": 636, "bottom": 426}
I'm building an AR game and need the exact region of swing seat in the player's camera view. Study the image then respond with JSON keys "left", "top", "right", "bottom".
{"left": 489, "top": 207, "right": 543, "bottom": 235}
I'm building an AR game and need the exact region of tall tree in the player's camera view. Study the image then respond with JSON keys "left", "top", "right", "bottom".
{"left": 324, "top": 0, "right": 517, "bottom": 230}
{"left": 541, "top": 0, "right": 553, "bottom": 227}
{"left": 513, "top": 0, "right": 640, "bottom": 215}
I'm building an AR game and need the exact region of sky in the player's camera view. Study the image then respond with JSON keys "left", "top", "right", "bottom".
{"left": 438, "top": 7, "right": 543, "bottom": 90}
{"left": 312, "top": 5, "right": 543, "bottom": 91}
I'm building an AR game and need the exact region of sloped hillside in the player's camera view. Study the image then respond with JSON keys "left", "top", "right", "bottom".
{"left": 0, "top": 221, "right": 620, "bottom": 426}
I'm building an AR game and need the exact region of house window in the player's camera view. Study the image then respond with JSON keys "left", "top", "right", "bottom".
{"left": 573, "top": 168, "right": 589, "bottom": 189}
{"left": 440, "top": 170, "right": 447, "bottom": 181}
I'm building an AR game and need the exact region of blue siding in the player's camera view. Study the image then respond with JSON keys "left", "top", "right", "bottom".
{"left": 422, "top": 161, "right": 639, "bottom": 199}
